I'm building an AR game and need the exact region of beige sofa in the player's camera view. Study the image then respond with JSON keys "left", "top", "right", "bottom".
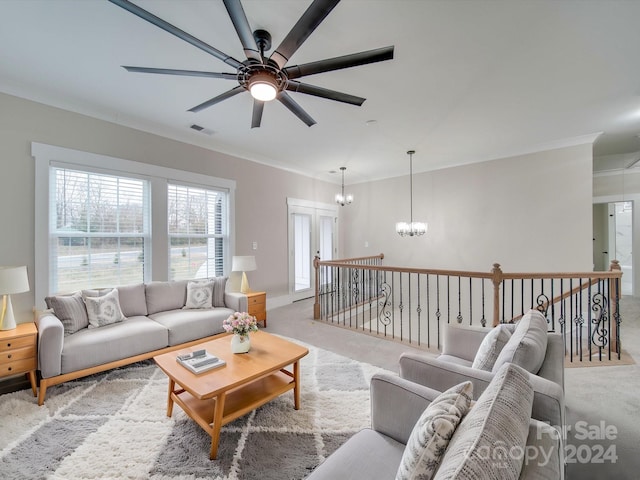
{"left": 35, "top": 279, "right": 246, "bottom": 405}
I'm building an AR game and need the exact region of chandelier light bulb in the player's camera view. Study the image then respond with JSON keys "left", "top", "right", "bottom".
{"left": 396, "top": 150, "right": 427, "bottom": 237}
{"left": 335, "top": 167, "right": 353, "bottom": 206}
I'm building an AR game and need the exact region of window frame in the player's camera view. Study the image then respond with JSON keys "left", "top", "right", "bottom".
{"left": 33, "top": 142, "right": 235, "bottom": 308}
{"left": 49, "top": 164, "right": 152, "bottom": 293}
{"left": 167, "top": 181, "right": 229, "bottom": 280}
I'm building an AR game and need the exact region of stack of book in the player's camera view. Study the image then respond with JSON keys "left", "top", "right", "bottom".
{"left": 176, "top": 349, "right": 226, "bottom": 374}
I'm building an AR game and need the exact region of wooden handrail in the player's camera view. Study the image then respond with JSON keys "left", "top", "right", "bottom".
{"left": 314, "top": 256, "right": 623, "bottom": 354}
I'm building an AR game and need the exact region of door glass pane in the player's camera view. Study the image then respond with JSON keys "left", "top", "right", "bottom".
{"left": 294, "top": 213, "right": 311, "bottom": 292}
{"left": 614, "top": 201, "right": 633, "bottom": 295}
{"left": 319, "top": 215, "right": 333, "bottom": 261}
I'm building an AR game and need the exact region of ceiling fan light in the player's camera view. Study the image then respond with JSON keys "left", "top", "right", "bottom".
{"left": 249, "top": 73, "right": 278, "bottom": 101}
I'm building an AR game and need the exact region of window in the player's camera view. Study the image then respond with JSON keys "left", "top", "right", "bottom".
{"left": 168, "top": 183, "right": 227, "bottom": 280}
{"left": 34, "top": 142, "right": 235, "bottom": 304}
{"left": 50, "top": 167, "right": 150, "bottom": 293}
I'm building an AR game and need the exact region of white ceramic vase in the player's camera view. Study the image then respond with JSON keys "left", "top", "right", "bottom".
{"left": 231, "top": 333, "right": 251, "bottom": 354}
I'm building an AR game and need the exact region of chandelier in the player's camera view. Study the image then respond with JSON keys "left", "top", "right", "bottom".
{"left": 396, "top": 150, "right": 427, "bottom": 237}
{"left": 335, "top": 167, "right": 353, "bottom": 206}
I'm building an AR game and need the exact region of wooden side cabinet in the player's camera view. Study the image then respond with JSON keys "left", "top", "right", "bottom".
{"left": 246, "top": 291, "right": 267, "bottom": 328}
{"left": 0, "top": 323, "right": 38, "bottom": 397}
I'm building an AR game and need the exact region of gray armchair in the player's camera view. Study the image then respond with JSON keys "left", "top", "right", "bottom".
{"left": 306, "top": 371, "right": 564, "bottom": 480}
{"left": 399, "top": 321, "right": 565, "bottom": 428}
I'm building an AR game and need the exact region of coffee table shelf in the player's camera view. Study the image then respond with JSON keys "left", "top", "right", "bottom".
{"left": 172, "top": 370, "right": 295, "bottom": 433}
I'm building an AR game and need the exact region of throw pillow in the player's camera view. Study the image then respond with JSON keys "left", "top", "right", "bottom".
{"left": 83, "top": 289, "right": 126, "bottom": 328}
{"left": 395, "top": 381, "right": 474, "bottom": 480}
{"left": 112, "top": 283, "right": 147, "bottom": 317}
{"left": 184, "top": 279, "right": 214, "bottom": 309}
{"left": 212, "top": 276, "right": 228, "bottom": 307}
{"left": 433, "top": 363, "right": 534, "bottom": 480}
{"left": 471, "top": 324, "right": 513, "bottom": 371}
{"left": 45, "top": 292, "right": 89, "bottom": 336}
{"left": 492, "top": 309, "right": 548, "bottom": 374}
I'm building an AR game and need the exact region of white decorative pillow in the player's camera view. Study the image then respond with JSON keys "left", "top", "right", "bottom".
{"left": 395, "top": 381, "right": 473, "bottom": 480}
{"left": 492, "top": 309, "right": 548, "bottom": 374}
{"left": 83, "top": 289, "right": 126, "bottom": 328}
{"left": 184, "top": 279, "right": 214, "bottom": 309}
{"left": 471, "top": 325, "right": 513, "bottom": 371}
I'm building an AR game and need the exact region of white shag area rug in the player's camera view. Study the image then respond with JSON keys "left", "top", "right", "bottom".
{"left": 0, "top": 339, "right": 387, "bottom": 480}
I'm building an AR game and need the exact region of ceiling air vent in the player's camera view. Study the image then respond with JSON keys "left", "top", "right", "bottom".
{"left": 190, "top": 124, "right": 214, "bottom": 136}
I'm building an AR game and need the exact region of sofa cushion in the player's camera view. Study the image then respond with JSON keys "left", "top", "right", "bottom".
{"left": 395, "top": 381, "right": 473, "bottom": 480}
{"left": 434, "top": 363, "right": 534, "bottom": 480}
{"left": 184, "top": 279, "right": 214, "bottom": 309}
{"left": 145, "top": 280, "right": 188, "bottom": 315}
{"left": 60, "top": 316, "right": 168, "bottom": 374}
{"left": 472, "top": 324, "right": 512, "bottom": 371}
{"left": 306, "top": 428, "right": 406, "bottom": 480}
{"left": 149, "top": 308, "right": 231, "bottom": 345}
{"left": 83, "top": 289, "right": 126, "bottom": 328}
{"left": 46, "top": 292, "right": 89, "bottom": 336}
{"left": 212, "top": 276, "right": 228, "bottom": 307}
{"left": 116, "top": 283, "right": 148, "bottom": 317}
{"left": 492, "top": 310, "right": 548, "bottom": 374}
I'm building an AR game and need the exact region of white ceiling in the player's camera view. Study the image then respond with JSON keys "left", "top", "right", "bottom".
{"left": 2, "top": 0, "right": 640, "bottom": 184}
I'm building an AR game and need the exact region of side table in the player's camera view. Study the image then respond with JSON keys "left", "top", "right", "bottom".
{"left": 0, "top": 322, "right": 38, "bottom": 397}
{"left": 246, "top": 291, "right": 267, "bottom": 327}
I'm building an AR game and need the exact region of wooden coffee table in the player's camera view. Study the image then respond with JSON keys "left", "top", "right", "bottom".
{"left": 153, "top": 330, "right": 309, "bottom": 459}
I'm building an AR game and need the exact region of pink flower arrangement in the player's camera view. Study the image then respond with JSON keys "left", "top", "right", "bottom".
{"left": 223, "top": 312, "right": 259, "bottom": 336}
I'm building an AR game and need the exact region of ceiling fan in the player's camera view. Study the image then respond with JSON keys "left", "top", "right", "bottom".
{"left": 108, "top": 0, "right": 394, "bottom": 128}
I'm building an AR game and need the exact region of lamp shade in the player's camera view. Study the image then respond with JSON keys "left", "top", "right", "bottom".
{"left": 0, "top": 266, "right": 30, "bottom": 294}
{"left": 232, "top": 256, "right": 257, "bottom": 272}
{"left": 0, "top": 266, "right": 29, "bottom": 330}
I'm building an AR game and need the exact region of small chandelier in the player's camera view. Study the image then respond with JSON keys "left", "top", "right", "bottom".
{"left": 396, "top": 150, "right": 427, "bottom": 237}
{"left": 335, "top": 167, "right": 353, "bottom": 206}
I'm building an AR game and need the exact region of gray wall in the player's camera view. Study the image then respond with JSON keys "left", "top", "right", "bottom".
{"left": 1, "top": 92, "right": 596, "bottom": 324}
{"left": 0, "top": 92, "right": 336, "bottom": 323}
{"left": 342, "top": 144, "right": 594, "bottom": 273}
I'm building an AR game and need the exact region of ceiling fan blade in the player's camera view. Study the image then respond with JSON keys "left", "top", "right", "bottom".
{"left": 222, "top": 0, "right": 261, "bottom": 62}
{"left": 283, "top": 46, "right": 394, "bottom": 80}
{"left": 278, "top": 91, "right": 316, "bottom": 127}
{"left": 108, "top": 0, "right": 244, "bottom": 69}
{"left": 123, "top": 66, "right": 238, "bottom": 80}
{"left": 188, "top": 85, "right": 246, "bottom": 112}
{"left": 270, "top": 0, "right": 340, "bottom": 69}
{"left": 286, "top": 81, "right": 365, "bottom": 106}
{"left": 251, "top": 100, "right": 264, "bottom": 128}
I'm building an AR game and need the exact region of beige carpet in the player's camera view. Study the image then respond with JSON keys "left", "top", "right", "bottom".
{"left": 0, "top": 338, "right": 386, "bottom": 480}
{"left": 564, "top": 348, "right": 636, "bottom": 368}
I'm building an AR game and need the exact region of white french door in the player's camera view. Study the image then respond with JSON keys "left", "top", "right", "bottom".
{"left": 287, "top": 198, "right": 337, "bottom": 301}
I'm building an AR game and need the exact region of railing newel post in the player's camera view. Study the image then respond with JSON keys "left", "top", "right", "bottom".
{"left": 313, "top": 254, "right": 320, "bottom": 319}
{"left": 609, "top": 259, "right": 622, "bottom": 353}
{"left": 491, "top": 263, "right": 503, "bottom": 327}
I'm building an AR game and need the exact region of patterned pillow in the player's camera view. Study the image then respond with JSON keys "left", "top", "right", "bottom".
{"left": 184, "top": 280, "right": 214, "bottom": 309}
{"left": 471, "top": 325, "right": 513, "bottom": 371}
{"left": 83, "top": 289, "right": 126, "bottom": 328}
{"left": 433, "top": 363, "right": 533, "bottom": 480}
{"left": 395, "top": 381, "right": 473, "bottom": 480}
{"left": 46, "top": 292, "right": 89, "bottom": 336}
